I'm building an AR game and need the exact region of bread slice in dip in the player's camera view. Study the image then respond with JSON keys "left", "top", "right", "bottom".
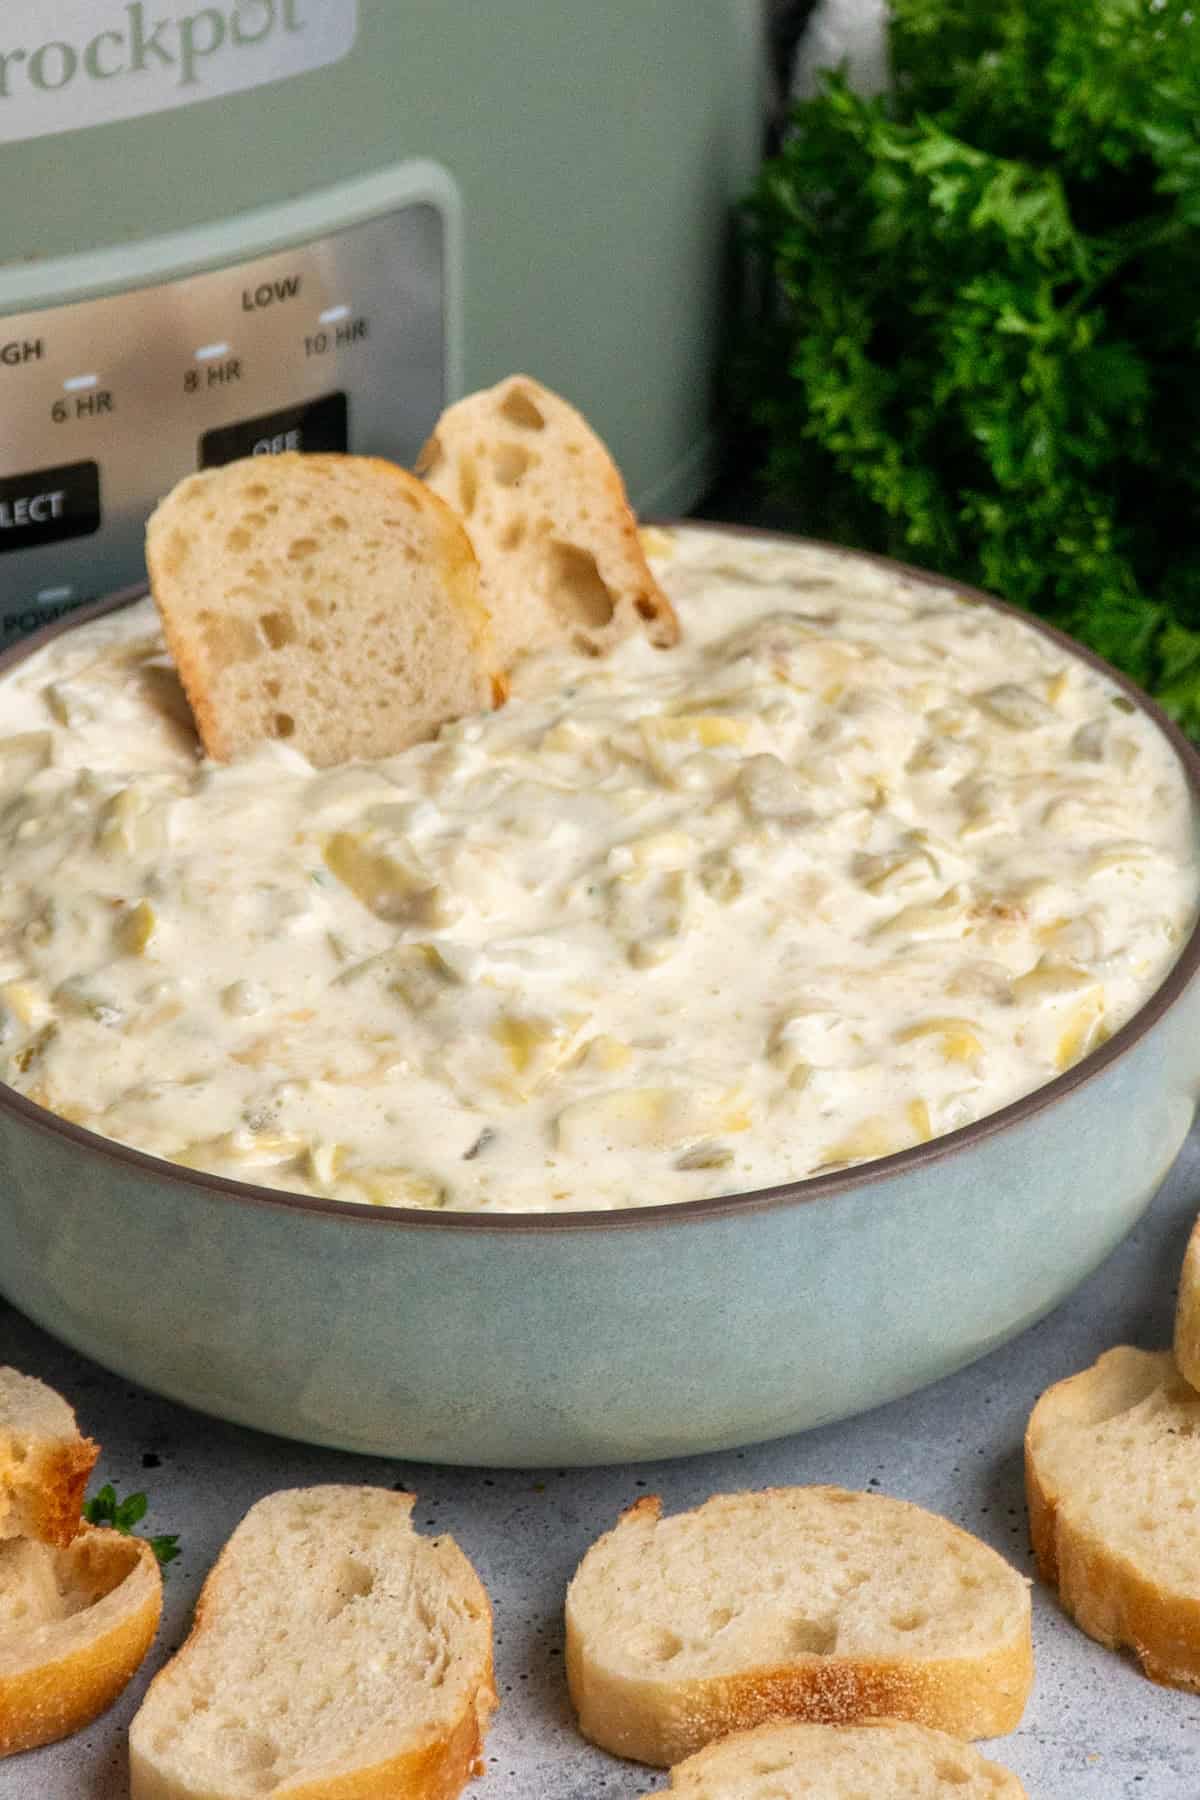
{"left": 417, "top": 374, "right": 679, "bottom": 669}
{"left": 146, "top": 453, "right": 500, "bottom": 767}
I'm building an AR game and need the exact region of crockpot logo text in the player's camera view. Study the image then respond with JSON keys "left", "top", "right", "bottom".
{"left": 0, "top": 3, "right": 307, "bottom": 98}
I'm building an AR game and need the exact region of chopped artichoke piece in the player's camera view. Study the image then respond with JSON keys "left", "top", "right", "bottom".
{"left": 0, "top": 732, "right": 52, "bottom": 788}
{"left": 305, "top": 1141, "right": 348, "bottom": 1187}
{"left": 974, "top": 684, "right": 1056, "bottom": 730}
{"left": 737, "top": 753, "right": 810, "bottom": 821}
{"left": 574, "top": 1034, "right": 633, "bottom": 1074}
{"left": 821, "top": 1116, "right": 905, "bottom": 1166}
{"left": 858, "top": 847, "right": 939, "bottom": 895}
{"left": 907, "top": 1098, "right": 934, "bottom": 1143}
{"left": 675, "top": 1141, "right": 734, "bottom": 1171}
{"left": 906, "top": 735, "right": 972, "bottom": 776}
{"left": 626, "top": 829, "right": 693, "bottom": 870}
{"left": 490, "top": 1012, "right": 578, "bottom": 1098}
{"left": 784, "top": 1058, "right": 812, "bottom": 1092}
{"left": 896, "top": 1017, "right": 983, "bottom": 1065}
{"left": 610, "top": 868, "right": 693, "bottom": 967}
{"left": 382, "top": 943, "right": 460, "bottom": 1011}
{"left": 323, "top": 831, "right": 442, "bottom": 923}
{"left": 697, "top": 851, "right": 743, "bottom": 904}
{"left": 639, "top": 713, "right": 750, "bottom": 779}
{"left": 1070, "top": 719, "right": 1107, "bottom": 761}
{"left": 340, "top": 1166, "right": 447, "bottom": 1209}
{"left": 1011, "top": 958, "right": 1099, "bottom": 1006}
{"left": 645, "top": 714, "right": 750, "bottom": 748}
{"left": 822, "top": 1102, "right": 930, "bottom": 1168}
{"left": 1, "top": 981, "right": 49, "bottom": 1028}
{"left": 43, "top": 681, "right": 94, "bottom": 728}
{"left": 871, "top": 885, "right": 967, "bottom": 941}
{"left": 1055, "top": 995, "right": 1107, "bottom": 1071}
{"left": 115, "top": 899, "right": 156, "bottom": 956}
{"left": 1086, "top": 841, "right": 1154, "bottom": 877}
{"left": 222, "top": 979, "right": 269, "bottom": 1018}
{"left": 556, "top": 1087, "right": 680, "bottom": 1154}
{"left": 9, "top": 1022, "right": 57, "bottom": 1077}
{"left": 96, "top": 785, "right": 167, "bottom": 857}
{"left": 53, "top": 981, "right": 123, "bottom": 1027}
{"left": 227, "top": 1127, "right": 308, "bottom": 1166}
{"left": 493, "top": 1013, "right": 558, "bottom": 1076}
{"left": 720, "top": 1093, "right": 754, "bottom": 1133}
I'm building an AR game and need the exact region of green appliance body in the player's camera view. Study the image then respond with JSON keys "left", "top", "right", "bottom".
{"left": 0, "top": 1, "right": 764, "bottom": 635}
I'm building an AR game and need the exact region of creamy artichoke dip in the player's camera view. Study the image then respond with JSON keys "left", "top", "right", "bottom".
{"left": 0, "top": 526, "right": 1194, "bottom": 1212}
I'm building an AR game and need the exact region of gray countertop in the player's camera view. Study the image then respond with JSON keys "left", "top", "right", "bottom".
{"left": 3, "top": 1137, "right": 1200, "bottom": 1799}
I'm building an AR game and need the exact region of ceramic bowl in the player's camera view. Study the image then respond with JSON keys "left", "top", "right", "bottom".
{"left": 1, "top": 534, "right": 1198, "bottom": 1466}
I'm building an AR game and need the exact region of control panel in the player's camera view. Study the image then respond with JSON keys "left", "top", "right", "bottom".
{"left": 0, "top": 166, "right": 454, "bottom": 642}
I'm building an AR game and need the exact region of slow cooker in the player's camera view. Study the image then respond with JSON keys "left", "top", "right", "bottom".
{"left": 0, "top": 1, "right": 765, "bottom": 640}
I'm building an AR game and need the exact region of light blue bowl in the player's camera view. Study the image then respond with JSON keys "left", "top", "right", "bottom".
{"left": 1, "top": 540, "right": 1198, "bottom": 1467}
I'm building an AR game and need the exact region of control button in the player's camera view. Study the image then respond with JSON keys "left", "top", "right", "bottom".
{"left": 199, "top": 392, "right": 349, "bottom": 468}
{"left": 0, "top": 462, "right": 100, "bottom": 554}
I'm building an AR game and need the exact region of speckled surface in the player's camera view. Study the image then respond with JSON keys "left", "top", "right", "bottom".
{"left": 3, "top": 1137, "right": 1200, "bottom": 1799}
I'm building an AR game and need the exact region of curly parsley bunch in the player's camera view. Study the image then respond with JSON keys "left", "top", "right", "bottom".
{"left": 742, "top": 0, "right": 1200, "bottom": 727}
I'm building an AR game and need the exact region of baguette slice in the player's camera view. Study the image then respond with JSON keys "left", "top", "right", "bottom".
{"left": 129, "top": 1486, "right": 496, "bottom": 1800}
{"left": 146, "top": 454, "right": 500, "bottom": 768}
{"left": 565, "top": 1488, "right": 1032, "bottom": 1768}
{"left": 0, "top": 1527, "right": 162, "bottom": 1756}
{"left": 1174, "top": 1214, "right": 1200, "bottom": 1390}
{"left": 641, "top": 1720, "right": 1028, "bottom": 1799}
{"left": 0, "top": 1367, "right": 97, "bottom": 1548}
{"left": 1026, "top": 1344, "right": 1200, "bottom": 1688}
{"left": 416, "top": 375, "right": 680, "bottom": 669}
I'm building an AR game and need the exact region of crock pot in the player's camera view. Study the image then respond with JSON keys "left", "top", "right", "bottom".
{"left": 0, "top": 1, "right": 765, "bottom": 638}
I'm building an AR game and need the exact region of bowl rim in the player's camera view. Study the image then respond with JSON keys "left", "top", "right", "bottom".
{"left": 1, "top": 521, "right": 1198, "bottom": 1237}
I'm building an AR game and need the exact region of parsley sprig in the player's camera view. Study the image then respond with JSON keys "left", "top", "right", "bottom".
{"left": 83, "top": 1482, "right": 181, "bottom": 1568}
{"left": 739, "top": 0, "right": 1200, "bottom": 730}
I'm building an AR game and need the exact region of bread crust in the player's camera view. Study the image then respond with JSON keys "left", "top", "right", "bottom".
{"left": 0, "top": 1527, "right": 162, "bottom": 1757}
{"left": 1026, "top": 1347, "right": 1200, "bottom": 1689}
{"left": 566, "top": 1489, "right": 1032, "bottom": 1768}
{"left": 9, "top": 1436, "right": 98, "bottom": 1551}
{"left": 0, "top": 1366, "right": 99, "bottom": 1549}
{"left": 1174, "top": 1215, "right": 1200, "bottom": 1391}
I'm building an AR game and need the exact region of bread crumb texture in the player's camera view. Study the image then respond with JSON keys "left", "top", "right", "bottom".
{"left": 1026, "top": 1344, "right": 1200, "bottom": 1689}
{"left": 0, "top": 1526, "right": 161, "bottom": 1756}
{"left": 129, "top": 1485, "right": 495, "bottom": 1800}
{"left": 418, "top": 375, "right": 679, "bottom": 670}
{"left": 146, "top": 455, "right": 496, "bottom": 768}
{"left": 644, "top": 1719, "right": 1027, "bottom": 1798}
{"left": 565, "top": 1486, "right": 1032, "bottom": 1767}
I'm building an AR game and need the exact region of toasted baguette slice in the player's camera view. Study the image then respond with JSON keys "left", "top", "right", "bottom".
{"left": 129, "top": 1486, "right": 495, "bottom": 1800}
{"left": 1026, "top": 1344, "right": 1200, "bottom": 1689}
{"left": 1174, "top": 1215, "right": 1200, "bottom": 1390}
{"left": 565, "top": 1488, "right": 1032, "bottom": 1768}
{"left": 0, "top": 1526, "right": 162, "bottom": 1756}
{"left": 642, "top": 1720, "right": 1028, "bottom": 1799}
{"left": 146, "top": 454, "right": 499, "bottom": 768}
{"left": 0, "top": 1367, "right": 97, "bottom": 1548}
{"left": 416, "top": 375, "right": 680, "bottom": 669}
